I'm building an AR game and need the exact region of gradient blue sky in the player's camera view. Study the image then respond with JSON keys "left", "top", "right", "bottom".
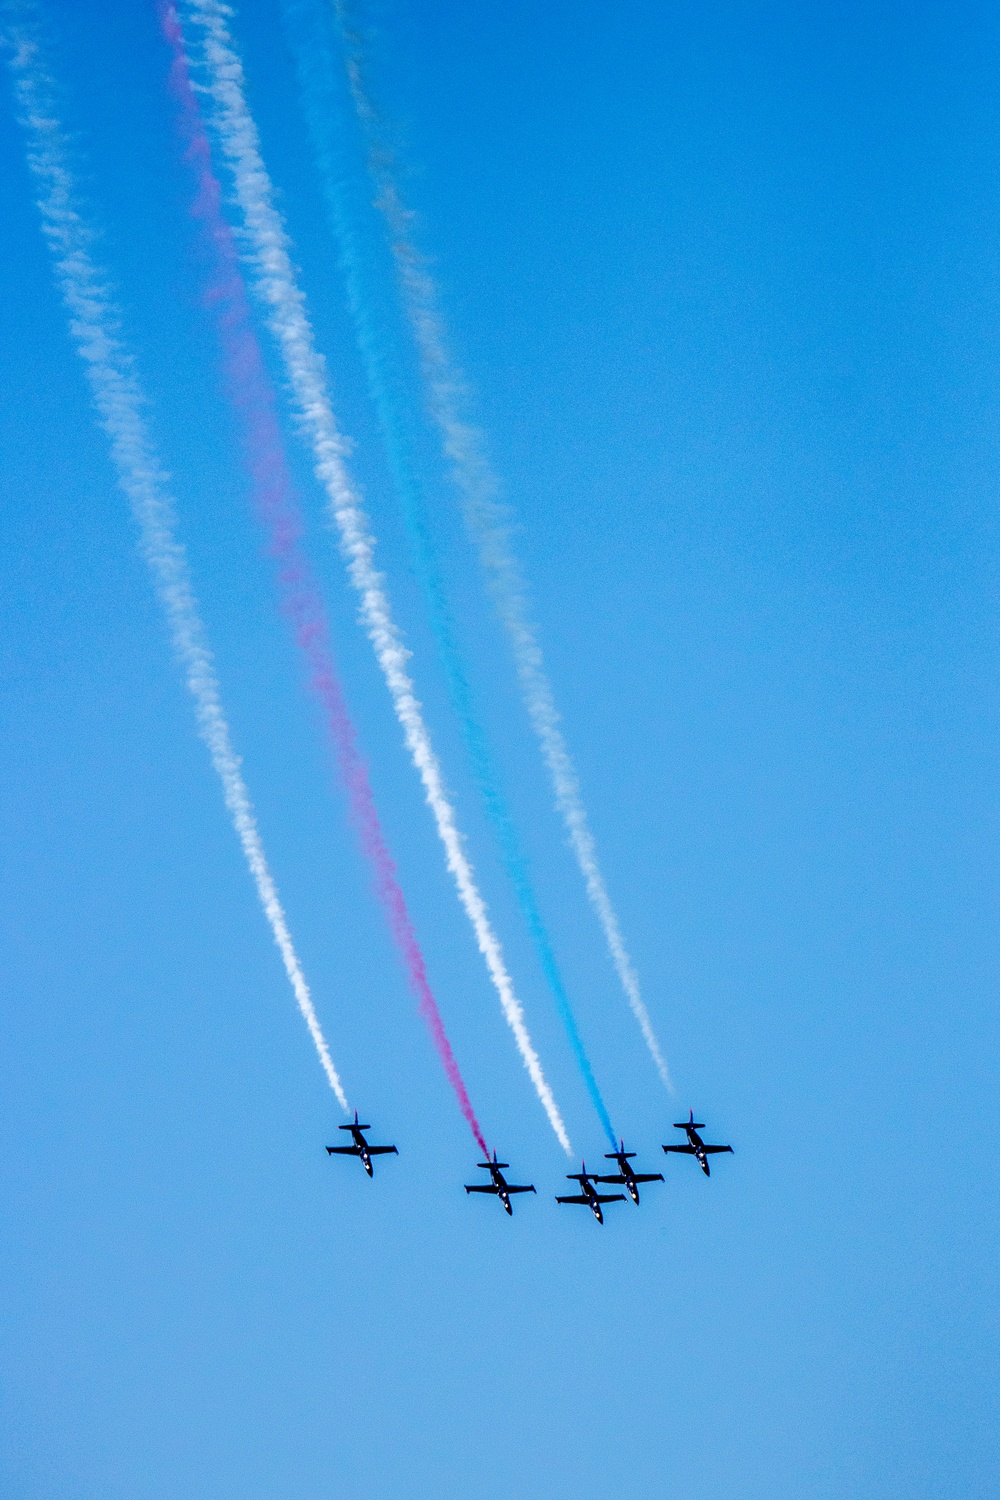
{"left": 2, "top": 2, "right": 998, "bottom": 1496}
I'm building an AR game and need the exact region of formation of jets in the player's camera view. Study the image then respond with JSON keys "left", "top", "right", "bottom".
{"left": 326, "top": 1109, "right": 732, "bottom": 1224}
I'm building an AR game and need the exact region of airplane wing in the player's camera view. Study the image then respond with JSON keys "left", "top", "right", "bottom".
{"left": 631, "top": 1173, "right": 664, "bottom": 1184}
{"left": 326, "top": 1145, "right": 361, "bottom": 1155}
{"left": 594, "top": 1193, "right": 626, "bottom": 1204}
{"left": 505, "top": 1185, "right": 536, "bottom": 1194}
{"left": 702, "top": 1146, "right": 733, "bottom": 1155}
{"left": 465, "top": 1184, "right": 499, "bottom": 1194}
{"left": 591, "top": 1173, "right": 626, "bottom": 1185}
{"left": 663, "top": 1144, "right": 696, "bottom": 1154}
{"left": 555, "top": 1194, "right": 591, "bottom": 1205}
{"left": 367, "top": 1146, "right": 399, "bottom": 1156}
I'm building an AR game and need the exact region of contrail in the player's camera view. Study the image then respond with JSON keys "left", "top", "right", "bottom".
{"left": 159, "top": 1, "right": 488, "bottom": 1157}
{"left": 330, "top": 2, "right": 673, "bottom": 1092}
{"left": 280, "top": 0, "right": 618, "bottom": 1148}
{"left": 0, "top": 4, "right": 349, "bottom": 1107}
{"left": 178, "top": 0, "right": 571, "bottom": 1151}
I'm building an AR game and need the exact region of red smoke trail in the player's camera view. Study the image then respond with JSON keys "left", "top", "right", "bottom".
{"left": 159, "top": 2, "right": 488, "bottom": 1156}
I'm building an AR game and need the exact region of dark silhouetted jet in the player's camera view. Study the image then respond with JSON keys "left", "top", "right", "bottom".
{"left": 326, "top": 1111, "right": 398, "bottom": 1178}
{"left": 556, "top": 1162, "right": 626, "bottom": 1224}
{"left": 592, "top": 1140, "right": 664, "bottom": 1205}
{"left": 465, "top": 1152, "right": 536, "bottom": 1216}
{"left": 662, "top": 1110, "right": 733, "bottom": 1177}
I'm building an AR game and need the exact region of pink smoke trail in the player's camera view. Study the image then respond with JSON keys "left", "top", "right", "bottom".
{"left": 159, "top": 1, "right": 487, "bottom": 1157}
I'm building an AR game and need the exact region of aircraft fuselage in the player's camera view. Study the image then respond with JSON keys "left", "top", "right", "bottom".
{"left": 683, "top": 1128, "right": 711, "bottom": 1175}
{"left": 348, "top": 1129, "right": 374, "bottom": 1176}
{"left": 582, "top": 1181, "right": 605, "bottom": 1223}
{"left": 491, "top": 1171, "right": 514, "bottom": 1215}
{"left": 605, "top": 1157, "right": 642, "bottom": 1203}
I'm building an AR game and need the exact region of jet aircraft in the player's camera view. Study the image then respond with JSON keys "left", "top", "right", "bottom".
{"left": 592, "top": 1140, "right": 664, "bottom": 1205}
{"left": 662, "top": 1110, "right": 733, "bottom": 1176}
{"left": 326, "top": 1111, "right": 398, "bottom": 1178}
{"left": 556, "top": 1162, "right": 626, "bottom": 1224}
{"left": 465, "top": 1152, "right": 536, "bottom": 1216}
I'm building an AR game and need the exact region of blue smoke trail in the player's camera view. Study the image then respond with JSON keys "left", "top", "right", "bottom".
{"left": 282, "top": 0, "right": 617, "bottom": 1148}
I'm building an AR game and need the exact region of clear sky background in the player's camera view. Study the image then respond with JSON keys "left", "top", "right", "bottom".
{"left": 1, "top": 1, "right": 998, "bottom": 1496}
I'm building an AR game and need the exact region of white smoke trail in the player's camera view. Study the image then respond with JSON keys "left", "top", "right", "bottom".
{"left": 405, "top": 253, "right": 672, "bottom": 1092}
{"left": 3, "top": 14, "right": 349, "bottom": 1111}
{"left": 338, "top": 36, "right": 672, "bottom": 1091}
{"left": 182, "top": 0, "right": 571, "bottom": 1151}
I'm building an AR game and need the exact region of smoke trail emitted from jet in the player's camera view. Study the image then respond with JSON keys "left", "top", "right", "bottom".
{"left": 178, "top": 0, "right": 571, "bottom": 1152}
{"left": 0, "top": 6, "right": 348, "bottom": 1108}
{"left": 330, "top": 3, "right": 672, "bottom": 1092}
{"left": 159, "top": 3, "right": 487, "bottom": 1157}
{"left": 281, "top": 0, "right": 618, "bottom": 1148}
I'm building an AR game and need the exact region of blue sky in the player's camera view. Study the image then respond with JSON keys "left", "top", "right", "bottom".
{"left": 1, "top": 1, "right": 998, "bottom": 1496}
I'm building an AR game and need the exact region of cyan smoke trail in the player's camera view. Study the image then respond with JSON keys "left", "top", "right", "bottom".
{"left": 0, "top": 2, "right": 349, "bottom": 1109}
{"left": 160, "top": 1, "right": 488, "bottom": 1157}
{"left": 178, "top": 0, "right": 572, "bottom": 1152}
{"left": 281, "top": 0, "right": 618, "bottom": 1148}
{"left": 328, "top": 1, "right": 673, "bottom": 1093}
